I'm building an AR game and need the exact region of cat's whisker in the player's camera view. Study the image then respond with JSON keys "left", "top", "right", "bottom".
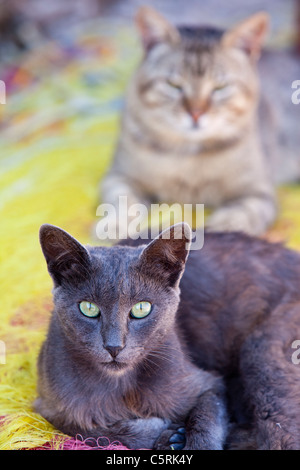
{"left": 145, "top": 350, "right": 176, "bottom": 366}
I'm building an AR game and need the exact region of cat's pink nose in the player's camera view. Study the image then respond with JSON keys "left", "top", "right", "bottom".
{"left": 190, "top": 109, "right": 203, "bottom": 123}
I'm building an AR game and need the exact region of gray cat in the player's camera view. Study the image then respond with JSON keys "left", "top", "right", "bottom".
{"left": 100, "top": 6, "right": 278, "bottom": 238}
{"left": 36, "top": 222, "right": 300, "bottom": 449}
{"left": 36, "top": 223, "right": 227, "bottom": 450}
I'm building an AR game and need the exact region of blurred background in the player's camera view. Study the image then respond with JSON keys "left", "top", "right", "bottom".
{"left": 0, "top": 0, "right": 299, "bottom": 450}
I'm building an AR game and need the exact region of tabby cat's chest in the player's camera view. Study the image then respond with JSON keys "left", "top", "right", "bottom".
{"left": 120, "top": 141, "right": 250, "bottom": 207}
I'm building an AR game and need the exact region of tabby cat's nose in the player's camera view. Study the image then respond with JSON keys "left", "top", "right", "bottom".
{"left": 105, "top": 344, "right": 124, "bottom": 359}
{"left": 190, "top": 109, "right": 203, "bottom": 123}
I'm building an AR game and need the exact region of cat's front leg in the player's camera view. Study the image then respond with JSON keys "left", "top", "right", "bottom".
{"left": 122, "top": 417, "right": 172, "bottom": 449}
{"left": 97, "top": 171, "right": 150, "bottom": 240}
{"left": 80, "top": 417, "right": 172, "bottom": 449}
{"left": 183, "top": 389, "right": 228, "bottom": 450}
{"left": 153, "top": 423, "right": 187, "bottom": 450}
{"left": 206, "top": 193, "right": 277, "bottom": 236}
{"left": 35, "top": 397, "right": 171, "bottom": 449}
{"left": 154, "top": 389, "right": 228, "bottom": 450}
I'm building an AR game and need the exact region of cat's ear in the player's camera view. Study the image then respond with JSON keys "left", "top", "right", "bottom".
{"left": 135, "top": 6, "right": 180, "bottom": 52}
{"left": 39, "top": 224, "right": 91, "bottom": 286}
{"left": 222, "top": 12, "right": 269, "bottom": 60}
{"left": 139, "top": 223, "right": 191, "bottom": 288}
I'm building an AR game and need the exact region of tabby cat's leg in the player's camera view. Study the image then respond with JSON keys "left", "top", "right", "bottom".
{"left": 206, "top": 192, "right": 277, "bottom": 236}
{"left": 239, "top": 306, "right": 300, "bottom": 450}
{"left": 97, "top": 171, "right": 150, "bottom": 240}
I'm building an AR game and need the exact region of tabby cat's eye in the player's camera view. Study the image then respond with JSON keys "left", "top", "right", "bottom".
{"left": 130, "top": 301, "right": 152, "bottom": 319}
{"left": 212, "top": 83, "right": 232, "bottom": 99}
{"left": 166, "top": 78, "right": 183, "bottom": 91}
{"left": 79, "top": 301, "right": 100, "bottom": 318}
{"left": 214, "top": 84, "right": 227, "bottom": 90}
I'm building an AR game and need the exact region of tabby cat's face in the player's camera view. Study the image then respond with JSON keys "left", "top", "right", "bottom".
{"left": 136, "top": 40, "right": 258, "bottom": 141}
{"left": 131, "top": 8, "right": 268, "bottom": 144}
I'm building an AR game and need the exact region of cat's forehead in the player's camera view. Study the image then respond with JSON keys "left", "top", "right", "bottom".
{"left": 178, "top": 26, "right": 224, "bottom": 52}
{"left": 87, "top": 245, "right": 143, "bottom": 270}
{"left": 87, "top": 244, "right": 148, "bottom": 284}
{"left": 179, "top": 28, "right": 225, "bottom": 75}
{"left": 148, "top": 26, "right": 226, "bottom": 78}
{"left": 83, "top": 244, "right": 156, "bottom": 303}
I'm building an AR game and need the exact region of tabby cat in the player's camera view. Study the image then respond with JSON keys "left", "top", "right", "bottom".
{"left": 100, "top": 6, "right": 277, "bottom": 238}
{"left": 36, "top": 223, "right": 300, "bottom": 449}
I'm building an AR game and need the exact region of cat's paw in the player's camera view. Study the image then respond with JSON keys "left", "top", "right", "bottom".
{"left": 206, "top": 207, "right": 256, "bottom": 235}
{"left": 153, "top": 425, "right": 186, "bottom": 450}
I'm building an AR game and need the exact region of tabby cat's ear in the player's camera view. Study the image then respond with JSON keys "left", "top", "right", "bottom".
{"left": 135, "top": 6, "right": 180, "bottom": 52}
{"left": 39, "top": 224, "right": 91, "bottom": 286}
{"left": 222, "top": 12, "right": 269, "bottom": 60}
{"left": 139, "top": 223, "right": 191, "bottom": 288}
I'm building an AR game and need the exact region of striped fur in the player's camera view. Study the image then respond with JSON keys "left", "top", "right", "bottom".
{"left": 100, "top": 7, "right": 277, "bottom": 237}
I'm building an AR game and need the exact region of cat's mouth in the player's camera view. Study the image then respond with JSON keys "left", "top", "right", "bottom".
{"left": 104, "top": 359, "right": 131, "bottom": 374}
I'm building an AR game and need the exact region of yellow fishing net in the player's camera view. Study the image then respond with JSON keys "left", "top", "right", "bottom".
{"left": 0, "top": 19, "right": 139, "bottom": 449}
{"left": 0, "top": 17, "right": 299, "bottom": 450}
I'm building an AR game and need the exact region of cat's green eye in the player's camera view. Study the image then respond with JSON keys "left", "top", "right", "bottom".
{"left": 79, "top": 301, "right": 100, "bottom": 318}
{"left": 130, "top": 301, "right": 152, "bottom": 319}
